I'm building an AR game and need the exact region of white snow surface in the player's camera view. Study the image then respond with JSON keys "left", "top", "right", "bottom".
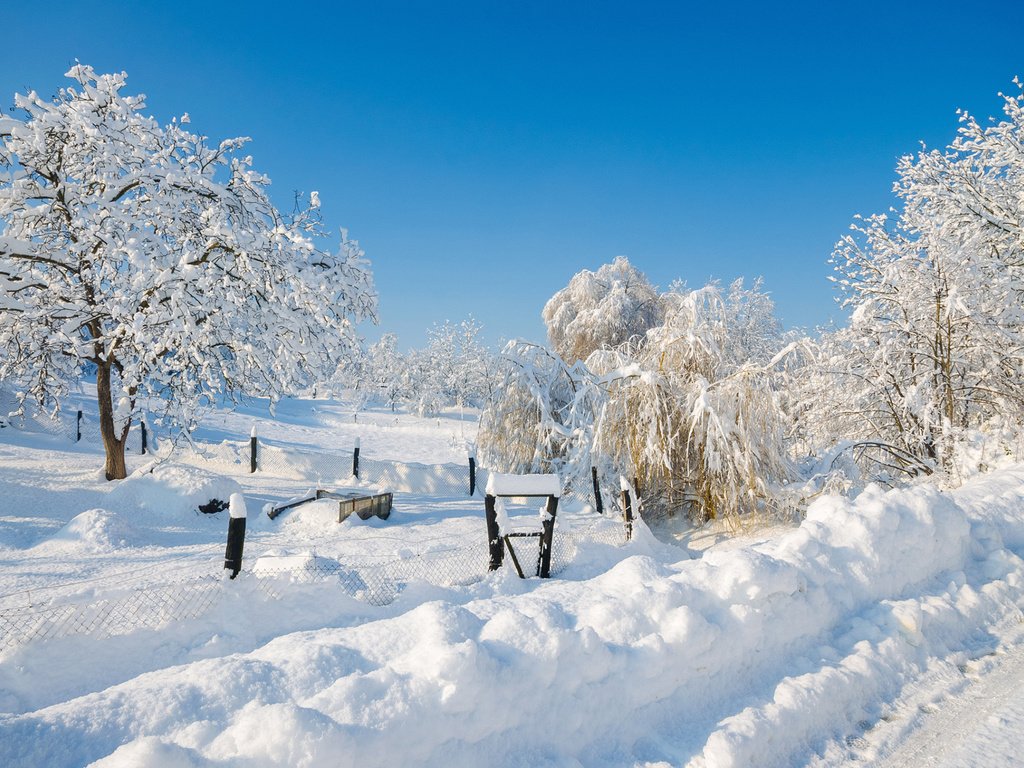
{"left": 485, "top": 472, "right": 561, "bottom": 497}
{"left": 1, "top": 399, "right": 1024, "bottom": 767}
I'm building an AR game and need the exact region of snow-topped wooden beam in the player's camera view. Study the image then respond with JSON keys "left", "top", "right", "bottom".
{"left": 483, "top": 472, "right": 560, "bottom": 578}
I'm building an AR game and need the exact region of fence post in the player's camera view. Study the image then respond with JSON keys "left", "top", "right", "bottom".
{"left": 592, "top": 466, "right": 603, "bottom": 514}
{"left": 76, "top": 410, "right": 83, "bottom": 442}
{"left": 224, "top": 493, "right": 247, "bottom": 579}
{"left": 484, "top": 494, "right": 504, "bottom": 570}
{"left": 353, "top": 437, "right": 360, "bottom": 479}
{"left": 468, "top": 453, "right": 477, "bottom": 496}
{"left": 140, "top": 421, "right": 148, "bottom": 455}
{"left": 250, "top": 425, "right": 258, "bottom": 473}
{"left": 538, "top": 494, "right": 559, "bottom": 578}
{"left": 621, "top": 487, "right": 634, "bottom": 542}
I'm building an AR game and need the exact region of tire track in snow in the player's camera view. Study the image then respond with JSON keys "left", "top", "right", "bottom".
{"left": 853, "top": 623, "right": 1024, "bottom": 768}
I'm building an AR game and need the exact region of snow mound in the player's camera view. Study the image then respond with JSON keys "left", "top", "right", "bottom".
{"left": 107, "top": 463, "right": 242, "bottom": 519}
{"left": 48, "top": 508, "right": 137, "bottom": 552}
{"left": 272, "top": 499, "right": 341, "bottom": 534}
{"left": 6, "top": 476, "right": 1014, "bottom": 768}
{"left": 89, "top": 737, "right": 208, "bottom": 768}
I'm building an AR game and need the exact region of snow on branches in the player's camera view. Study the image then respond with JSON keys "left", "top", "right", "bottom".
{"left": 542, "top": 256, "right": 664, "bottom": 363}
{"left": 0, "top": 65, "right": 377, "bottom": 479}
{"left": 483, "top": 265, "right": 794, "bottom": 524}
{"left": 826, "top": 79, "right": 1024, "bottom": 471}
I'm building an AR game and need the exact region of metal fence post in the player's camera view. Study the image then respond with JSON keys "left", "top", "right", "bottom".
{"left": 469, "top": 454, "right": 476, "bottom": 496}
{"left": 249, "top": 425, "right": 258, "bottom": 473}
{"left": 353, "top": 437, "right": 360, "bottom": 479}
{"left": 538, "top": 494, "right": 559, "bottom": 578}
{"left": 592, "top": 466, "right": 603, "bottom": 514}
{"left": 484, "top": 494, "right": 504, "bottom": 570}
{"left": 76, "top": 410, "right": 82, "bottom": 442}
{"left": 621, "top": 488, "right": 634, "bottom": 542}
{"left": 224, "top": 493, "right": 247, "bottom": 578}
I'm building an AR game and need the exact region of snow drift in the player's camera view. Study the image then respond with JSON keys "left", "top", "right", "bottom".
{"left": 3, "top": 468, "right": 1024, "bottom": 768}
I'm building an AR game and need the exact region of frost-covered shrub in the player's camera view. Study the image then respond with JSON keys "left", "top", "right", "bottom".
{"left": 590, "top": 284, "right": 794, "bottom": 523}
{"left": 542, "top": 256, "right": 664, "bottom": 363}
{"left": 483, "top": 272, "right": 795, "bottom": 525}
{"left": 478, "top": 343, "right": 599, "bottom": 489}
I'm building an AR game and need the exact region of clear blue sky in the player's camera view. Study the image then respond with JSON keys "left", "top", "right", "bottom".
{"left": 3, "top": 0, "right": 1023, "bottom": 348}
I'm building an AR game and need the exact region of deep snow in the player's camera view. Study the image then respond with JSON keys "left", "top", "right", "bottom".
{"left": 1, "top": 397, "right": 1024, "bottom": 767}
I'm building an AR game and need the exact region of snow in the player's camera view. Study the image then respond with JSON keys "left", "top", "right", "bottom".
{"left": 484, "top": 472, "right": 561, "bottom": 497}
{"left": 228, "top": 493, "right": 247, "bottom": 520}
{"left": 2, "top": 398, "right": 1024, "bottom": 766}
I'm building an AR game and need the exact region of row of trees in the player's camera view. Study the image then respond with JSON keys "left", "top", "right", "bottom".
{"left": 480, "top": 79, "right": 1024, "bottom": 523}
{"left": 4, "top": 65, "right": 1023, "bottom": 521}
{"left": 344, "top": 317, "right": 501, "bottom": 415}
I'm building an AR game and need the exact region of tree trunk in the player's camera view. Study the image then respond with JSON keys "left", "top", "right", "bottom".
{"left": 96, "top": 361, "right": 129, "bottom": 480}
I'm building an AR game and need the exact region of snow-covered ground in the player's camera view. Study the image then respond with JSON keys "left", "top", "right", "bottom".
{"left": 2, "top": 397, "right": 1024, "bottom": 767}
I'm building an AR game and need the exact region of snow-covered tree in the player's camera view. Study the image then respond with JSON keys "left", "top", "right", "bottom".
{"left": 423, "top": 317, "right": 497, "bottom": 409}
{"left": 828, "top": 80, "right": 1024, "bottom": 469}
{"left": 483, "top": 266, "right": 794, "bottom": 523}
{"left": 590, "top": 282, "right": 793, "bottom": 522}
{"left": 0, "top": 66, "right": 377, "bottom": 479}
{"left": 357, "top": 333, "right": 406, "bottom": 411}
{"left": 542, "top": 256, "right": 664, "bottom": 363}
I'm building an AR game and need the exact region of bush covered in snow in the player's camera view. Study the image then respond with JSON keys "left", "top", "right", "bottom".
{"left": 482, "top": 273, "right": 795, "bottom": 524}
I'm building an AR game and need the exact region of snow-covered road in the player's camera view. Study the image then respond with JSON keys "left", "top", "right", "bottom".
{"left": 829, "top": 618, "right": 1024, "bottom": 768}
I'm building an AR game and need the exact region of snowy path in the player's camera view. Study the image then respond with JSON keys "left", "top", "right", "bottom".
{"left": 836, "top": 619, "right": 1024, "bottom": 768}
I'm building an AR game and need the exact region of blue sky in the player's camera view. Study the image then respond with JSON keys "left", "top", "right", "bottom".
{"left": 3, "top": 1, "right": 1023, "bottom": 348}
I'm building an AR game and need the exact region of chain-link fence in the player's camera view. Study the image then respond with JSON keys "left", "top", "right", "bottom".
{"left": 0, "top": 391, "right": 152, "bottom": 453}
{"left": 238, "top": 435, "right": 621, "bottom": 508}
{"left": 0, "top": 518, "right": 627, "bottom": 654}
{"left": 0, "top": 551, "right": 225, "bottom": 652}
{"left": 0, "top": 408, "right": 633, "bottom": 653}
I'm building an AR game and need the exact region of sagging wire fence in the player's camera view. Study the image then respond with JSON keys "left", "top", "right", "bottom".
{"left": 213, "top": 431, "right": 610, "bottom": 511}
{"left": 0, "top": 408, "right": 633, "bottom": 653}
{"left": 0, "top": 519, "right": 627, "bottom": 654}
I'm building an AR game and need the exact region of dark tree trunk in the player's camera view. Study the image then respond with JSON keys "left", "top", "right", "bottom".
{"left": 96, "top": 361, "right": 129, "bottom": 480}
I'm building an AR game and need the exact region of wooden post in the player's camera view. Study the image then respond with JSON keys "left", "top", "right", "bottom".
{"left": 249, "top": 425, "right": 258, "bottom": 474}
{"left": 484, "top": 494, "right": 504, "bottom": 570}
{"left": 621, "top": 488, "right": 634, "bottom": 542}
{"left": 538, "top": 494, "right": 558, "bottom": 578}
{"left": 140, "top": 421, "right": 148, "bottom": 455}
{"left": 469, "top": 455, "right": 477, "bottom": 496}
{"left": 224, "top": 493, "right": 247, "bottom": 579}
{"left": 592, "top": 467, "right": 603, "bottom": 514}
{"left": 352, "top": 437, "right": 360, "bottom": 479}
{"left": 76, "top": 410, "right": 83, "bottom": 442}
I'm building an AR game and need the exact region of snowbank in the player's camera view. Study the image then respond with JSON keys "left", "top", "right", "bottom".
{"left": 3, "top": 471, "right": 1024, "bottom": 767}
{"left": 106, "top": 463, "right": 242, "bottom": 519}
